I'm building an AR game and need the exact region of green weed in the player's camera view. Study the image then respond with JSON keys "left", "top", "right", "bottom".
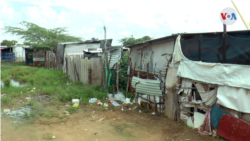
{"left": 3, "top": 77, "right": 11, "bottom": 88}
{"left": 66, "top": 107, "right": 78, "bottom": 114}
{"left": 1, "top": 96, "right": 10, "bottom": 105}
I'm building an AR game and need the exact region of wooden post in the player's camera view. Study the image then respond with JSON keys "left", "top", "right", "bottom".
{"left": 116, "top": 63, "right": 119, "bottom": 92}
{"left": 223, "top": 24, "right": 227, "bottom": 63}
{"left": 133, "top": 62, "right": 136, "bottom": 76}
{"left": 160, "top": 96, "right": 162, "bottom": 113}
{"left": 154, "top": 95, "right": 156, "bottom": 112}
{"left": 102, "top": 60, "right": 105, "bottom": 88}
{"left": 88, "top": 67, "right": 91, "bottom": 84}
{"left": 146, "top": 62, "right": 149, "bottom": 109}
{"left": 147, "top": 62, "right": 149, "bottom": 79}
{"left": 113, "top": 84, "right": 115, "bottom": 98}
{"left": 125, "top": 59, "right": 131, "bottom": 98}
{"left": 136, "top": 71, "right": 140, "bottom": 104}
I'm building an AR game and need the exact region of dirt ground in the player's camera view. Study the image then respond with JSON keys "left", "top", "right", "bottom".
{"left": 1, "top": 97, "right": 220, "bottom": 141}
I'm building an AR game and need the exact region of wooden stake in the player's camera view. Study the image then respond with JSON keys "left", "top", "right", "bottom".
{"left": 154, "top": 95, "right": 156, "bottom": 112}
{"left": 160, "top": 96, "right": 162, "bottom": 113}
{"left": 88, "top": 67, "right": 91, "bottom": 84}
{"left": 146, "top": 62, "right": 149, "bottom": 79}
{"left": 113, "top": 84, "right": 115, "bottom": 98}
{"left": 147, "top": 95, "right": 149, "bottom": 109}
{"left": 116, "top": 63, "right": 119, "bottom": 92}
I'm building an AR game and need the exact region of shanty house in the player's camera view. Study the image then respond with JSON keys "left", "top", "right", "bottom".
{"left": 128, "top": 35, "right": 176, "bottom": 112}
{"left": 57, "top": 39, "right": 112, "bottom": 72}
{"left": 129, "top": 30, "right": 250, "bottom": 139}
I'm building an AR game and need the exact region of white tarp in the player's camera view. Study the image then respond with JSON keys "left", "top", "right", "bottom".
{"left": 217, "top": 86, "right": 250, "bottom": 113}
{"left": 171, "top": 35, "right": 188, "bottom": 65}
{"left": 177, "top": 60, "right": 250, "bottom": 90}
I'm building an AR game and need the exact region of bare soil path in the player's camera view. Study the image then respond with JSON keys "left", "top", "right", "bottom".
{"left": 1, "top": 101, "right": 218, "bottom": 141}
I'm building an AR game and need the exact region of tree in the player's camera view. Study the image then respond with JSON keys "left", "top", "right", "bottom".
{"left": 2, "top": 21, "right": 82, "bottom": 50}
{"left": 1, "top": 40, "right": 18, "bottom": 46}
{"left": 119, "top": 35, "right": 153, "bottom": 46}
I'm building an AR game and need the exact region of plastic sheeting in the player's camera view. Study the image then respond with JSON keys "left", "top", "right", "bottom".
{"left": 172, "top": 35, "right": 188, "bottom": 64}
{"left": 181, "top": 35, "right": 250, "bottom": 65}
{"left": 217, "top": 86, "right": 250, "bottom": 113}
{"left": 177, "top": 60, "right": 250, "bottom": 89}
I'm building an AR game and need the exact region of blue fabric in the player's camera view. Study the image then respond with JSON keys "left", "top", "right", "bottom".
{"left": 210, "top": 104, "right": 230, "bottom": 129}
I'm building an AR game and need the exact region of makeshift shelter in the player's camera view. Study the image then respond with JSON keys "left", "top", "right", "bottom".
{"left": 128, "top": 35, "right": 176, "bottom": 113}
{"left": 128, "top": 30, "right": 250, "bottom": 139}
{"left": 1, "top": 45, "right": 30, "bottom": 62}
{"left": 57, "top": 39, "right": 112, "bottom": 72}
{"left": 166, "top": 30, "right": 250, "bottom": 137}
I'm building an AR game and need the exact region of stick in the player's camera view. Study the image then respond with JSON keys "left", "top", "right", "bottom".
{"left": 116, "top": 63, "right": 119, "bottom": 92}
{"left": 113, "top": 84, "right": 115, "bottom": 98}
{"left": 147, "top": 62, "right": 149, "bottom": 79}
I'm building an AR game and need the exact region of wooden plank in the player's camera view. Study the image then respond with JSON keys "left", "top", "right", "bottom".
{"left": 90, "top": 58, "right": 102, "bottom": 85}
{"left": 217, "top": 114, "right": 250, "bottom": 141}
{"left": 88, "top": 67, "right": 91, "bottom": 84}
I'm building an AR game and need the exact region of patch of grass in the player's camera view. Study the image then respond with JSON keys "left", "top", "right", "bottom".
{"left": 43, "top": 133, "right": 53, "bottom": 140}
{"left": 66, "top": 107, "right": 77, "bottom": 114}
{"left": 1, "top": 62, "right": 109, "bottom": 106}
{"left": 11, "top": 99, "right": 16, "bottom": 104}
{"left": 1, "top": 96, "right": 11, "bottom": 105}
{"left": 3, "top": 77, "right": 11, "bottom": 88}
{"left": 28, "top": 101, "right": 35, "bottom": 109}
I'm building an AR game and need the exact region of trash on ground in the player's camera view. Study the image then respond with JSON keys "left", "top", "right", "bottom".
{"left": 97, "top": 101, "right": 103, "bottom": 106}
{"left": 123, "top": 98, "right": 132, "bottom": 104}
{"left": 94, "top": 131, "right": 98, "bottom": 135}
{"left": 72, "top": 99, "right": 79, "bottom": 107}
{"left": 151, "top": 112, "right": 155, "bottom": 115}
{"left": 139, "top": 110, "right": 142, "bottom": 113}
{"left": 132, "top": 106, "right": 137, "bottom": 110}
{"left": 89, "top": 98, "right": 98, "bottom": 103}
{"left": 121, "top": 107, "right": 124, "bottom": 111}
{"left": 25, "top": 97, "right": 31, "bottom": 102}
{"left": 107, "top": 92, "right": 125, "bottom": 102}
{"left": 128, "top": 108, "right": 132, "bottom": 110}
{"left": 98, "top": 117, "right": 104, "bottom": 121}
{"left": 52, "top": 136, "right": 56, "bottom": 139}
{"left": 65, "top": 104, "right": 70, "bottom": 107}
{"left": 64, "top": 111, "right": 70, "bottom": 116}
{"left": 109, "top": 100, "right": 120, "bottom": 106}
{"left": 104, "top": 103, "right": 108, "bottom": 107}
{"left": 3, "top": 109, "right": 11, "bottom": 114}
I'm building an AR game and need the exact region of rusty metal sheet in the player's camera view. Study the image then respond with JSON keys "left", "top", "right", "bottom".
{"left": 217, "top": 114, "right": 250, "bottom": 141}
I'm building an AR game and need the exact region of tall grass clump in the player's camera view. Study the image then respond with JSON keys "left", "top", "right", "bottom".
{"left": 3, "top": 77, "right": 11, "bottom": 88}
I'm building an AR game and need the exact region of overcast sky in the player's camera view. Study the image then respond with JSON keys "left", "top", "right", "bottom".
{"left": 0, "top": 0, "right": 249, "bottom": 45}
